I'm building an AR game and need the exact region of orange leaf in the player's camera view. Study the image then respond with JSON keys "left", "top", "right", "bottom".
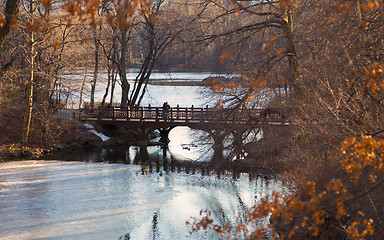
{"left": 250, "top": 81, "right": 257, "bottom": 90}
{"left": 297, "top": 67, "right": 302, "bottom": 73}
{"left": 215, "top": 99, "right": 223, "bottom": 109}
{"left": 226, "top": 82, "right": 236, "bottom": 89}
{"left": 257, "top": 76, "right": 265, "bottom": 87}
{"left": 11, "top": 16, "right": 18, "bottom": 30}
{"left": 53, "top": 41, "right": 61, "bottom": 50}
{"left": 0, "top": 14, "right": 6, "bottom": 28}
{"left": 276, "top": 48, "right": 286, "bottom": 56}
{"left": 43, "top": 33, "right": 51, "bottom": 41}
{"left": 268, "top": 35, "right": 277, "bottom": 42}
{"left": 42, "top": 0, "right": 51, "bottom": 9}
{"left": 66, "top": 19, "right": 72, "bottom": 28}
{"left": 220, "top": 51, "right": 228, "bottom": 63}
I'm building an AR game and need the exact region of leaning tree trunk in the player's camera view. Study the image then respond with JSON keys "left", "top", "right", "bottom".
{"left": 101, "top": 67, "right": 111, "bottom": 108}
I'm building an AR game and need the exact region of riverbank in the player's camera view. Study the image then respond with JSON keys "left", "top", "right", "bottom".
{"left": 0, "top": 118, "right": 103, "bottom": 160}
{"left": 0, "top": 144, "right": 46, "bottom": 159}
{"left": 0, "top": 116, "right": 167, "bottom": 161}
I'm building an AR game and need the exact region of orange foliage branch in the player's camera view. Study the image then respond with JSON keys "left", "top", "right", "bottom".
{"left": 342, "top": 135, "right": 384, "bottom": 182}
{"left": 188, "top": 156, "right": 377, "bottom": 239}
{"left": 362, "top": 62, "right": 384, "bottom": 94}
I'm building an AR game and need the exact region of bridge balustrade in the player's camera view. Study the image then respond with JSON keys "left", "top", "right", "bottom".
{"left": 81, "top": 105, "right": 288, "bottom": 125}
{"left": 83, "top": 106, "right": 225, "bottom": 122}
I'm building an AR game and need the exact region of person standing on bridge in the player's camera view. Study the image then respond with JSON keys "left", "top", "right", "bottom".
{"left": 163, "top": 102, "right": 170, "bottom": 120}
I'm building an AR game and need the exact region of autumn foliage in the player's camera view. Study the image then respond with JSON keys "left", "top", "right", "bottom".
{"left": 189, "top": 0, "right": 384, "bottom": 239}
{"left": 188, "top": 160, "right": 377, "bottom": 239}
{"left": 342, "top": 135, "right": 384, "bottom": 183}
{"left": 1, "top": 0, "right": 384, "bottom": 238}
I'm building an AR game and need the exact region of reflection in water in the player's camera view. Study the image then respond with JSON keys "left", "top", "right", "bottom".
{"left": 151, "top": 212, "right": 159, "bottom": 240}
{"left": 51, "top": 145, "right": 265, "bottom": 180}
{"left": 0, "top": 148, "right": 286, "bottom": 240}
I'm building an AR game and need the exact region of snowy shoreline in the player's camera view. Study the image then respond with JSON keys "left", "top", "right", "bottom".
{"left": 83, "top": 123, "right": 110, "bottom": 142}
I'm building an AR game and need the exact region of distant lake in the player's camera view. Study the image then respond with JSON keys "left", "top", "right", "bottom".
{"left": 60, "top": 69, "right": 232, "bottom": 108}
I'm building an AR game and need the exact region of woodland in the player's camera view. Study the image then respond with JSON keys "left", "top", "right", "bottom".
{"left": 1, "top": 0, "right": 384, "bottom": 239}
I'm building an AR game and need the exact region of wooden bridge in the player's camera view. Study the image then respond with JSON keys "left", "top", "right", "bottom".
{"left": 81, "top": 105, "right": 287, "bottom": 125}
{"left": 80, "top": 105, "right": 289, "bottom": 143}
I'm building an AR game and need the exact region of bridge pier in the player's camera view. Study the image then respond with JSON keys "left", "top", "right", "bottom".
{"left": 135, "top": 126, "right": 151, "bottom": 143}
{"left": 132, "top": 145, "right": 149, "bottom": 165}
{"left": 210, "top": 130, "right": 227, "bottom": 165}
{"left": 207, "top": 128, "right": 250, "bottom": 166}
{"left": 231, "top": 130, "right": 244, "bottom": 160}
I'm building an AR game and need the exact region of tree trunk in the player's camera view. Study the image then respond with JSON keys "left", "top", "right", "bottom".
{"left": 79, "top": 68, "right": 87, "bottom": 109}
{"left": 282, "top": 9, "right": 300, "bottom": 93}
{"left": 101, "top": 68, "right": 111, "bottom": 108}
{"left": 90, "top": 27, "right": 100, "bottom": 108}
{"left": 120, "top": 30, "right": 130, "bottom": 107}
{"left": 110, "top": 72, "right": 116, "bottom": 106}
{"left": 23, "top": 0, "right": 34, "bottom": 144}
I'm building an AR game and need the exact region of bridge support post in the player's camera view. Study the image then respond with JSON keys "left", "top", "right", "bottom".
{"left": 232, "top": 130, "right": 244, "bottom": 160}
{"left": 212, "top": 142, "right": 224, "bottom": 164}
{"left": 210, "top": 130, "right": 226, "bottom": 165}
{"left": 137, "top": 145, "right": 150, "bottom": 175}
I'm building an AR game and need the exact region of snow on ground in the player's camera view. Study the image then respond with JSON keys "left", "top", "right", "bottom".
{"left": 84, "top": 123, "right": 110, "bottom": 142}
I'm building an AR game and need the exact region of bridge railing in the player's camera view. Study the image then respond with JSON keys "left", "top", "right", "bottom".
{"left": 81, "top": 105, "right": 288, "bottom": 125}
{"left": 85, "top": 105, "right": 218, "bottom": 122}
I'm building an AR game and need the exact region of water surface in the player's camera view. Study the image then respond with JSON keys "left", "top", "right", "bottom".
{"left": 0, "top": 159, "right": 282, "bottom": 240}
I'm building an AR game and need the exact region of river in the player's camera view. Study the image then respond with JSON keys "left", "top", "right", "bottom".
{"left": 0, "top": 71, "right": 285, "bottom": 239}
{"left": 0, "top": 156, "right": 284, "bottom": 240}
